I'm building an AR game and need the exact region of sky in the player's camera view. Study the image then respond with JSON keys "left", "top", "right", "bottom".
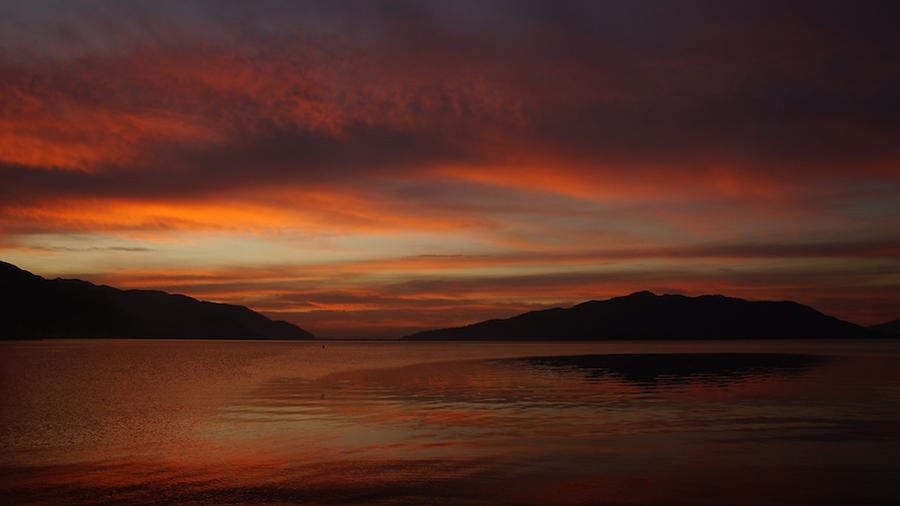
{"left": 1, "top": 0, "right": 899, "bottom": 338}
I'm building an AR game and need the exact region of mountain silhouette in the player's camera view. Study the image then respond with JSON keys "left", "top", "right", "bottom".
{"left": 402, "top": 291, "right": 874, "bottom": 340}
{"left": 0, "top": 261, "right": 313, "bottom": 340}
{"left": 870, "top": 318, "right": 900, "bottom": 337}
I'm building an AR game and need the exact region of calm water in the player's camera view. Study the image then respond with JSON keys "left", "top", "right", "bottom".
{"left": 1, "top": 340, "right": 899, "bottom": 505}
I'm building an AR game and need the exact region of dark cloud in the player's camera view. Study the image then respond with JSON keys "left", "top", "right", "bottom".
{"left": 0, "top": 120, "right": 479, "bottom": 202}
{"left": 3, "top": 1, "right": 899, "bottom": 185}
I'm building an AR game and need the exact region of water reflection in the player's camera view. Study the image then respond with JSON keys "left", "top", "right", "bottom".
{"left": 2, "top": 342, "right": 899, "bottom": 505}
{"left": 520, "top": 352, "right": 825, "bottom": 385}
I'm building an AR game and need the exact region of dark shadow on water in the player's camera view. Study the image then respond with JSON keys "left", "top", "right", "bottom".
{"left": 515, "top": 353, "right": 826, "bottom": 385}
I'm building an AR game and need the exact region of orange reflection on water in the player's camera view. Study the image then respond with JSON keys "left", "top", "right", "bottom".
{"left": 2, "top": 340, "right": 900, "bottom": 505}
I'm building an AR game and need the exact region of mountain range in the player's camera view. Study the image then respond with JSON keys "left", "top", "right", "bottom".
{"left": 403, "top": 291, "right": 884, "bottom": 340}
{"left": 871, "top": 318, "right": 900, "bottom": 337}
{"left": 0, "top": 261, "right": 313, "bottom": 339}
{"left": 3, "top": 261, "right": 897, "bottom": 341}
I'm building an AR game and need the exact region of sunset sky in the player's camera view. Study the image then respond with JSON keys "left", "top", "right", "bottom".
{"left": 1, "top": 1, "right": 898, "bottom": 337}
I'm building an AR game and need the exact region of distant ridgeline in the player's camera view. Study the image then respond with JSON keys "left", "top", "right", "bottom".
{"left": 871, "top": 318, "right": 900, "bottom": 337}
{"left": 0, "top": 261, "right": 314, "bottom": 340}
{"left": 403, "top": 291, "right": 883, "bottom": 340}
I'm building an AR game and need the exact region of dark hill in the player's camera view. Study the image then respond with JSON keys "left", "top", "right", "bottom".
{"left": 0, "top": 261, "right": 313, "bottom": 340}
{"left": 870, "top": 318, "right": 900, "bottom": 337}
{"left": 402, "top": 291, "right": 873, "bottom": 340}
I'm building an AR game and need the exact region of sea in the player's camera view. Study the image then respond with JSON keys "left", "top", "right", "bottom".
{"left": 1, "top": 339, "right": 899, "bottom": 505}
